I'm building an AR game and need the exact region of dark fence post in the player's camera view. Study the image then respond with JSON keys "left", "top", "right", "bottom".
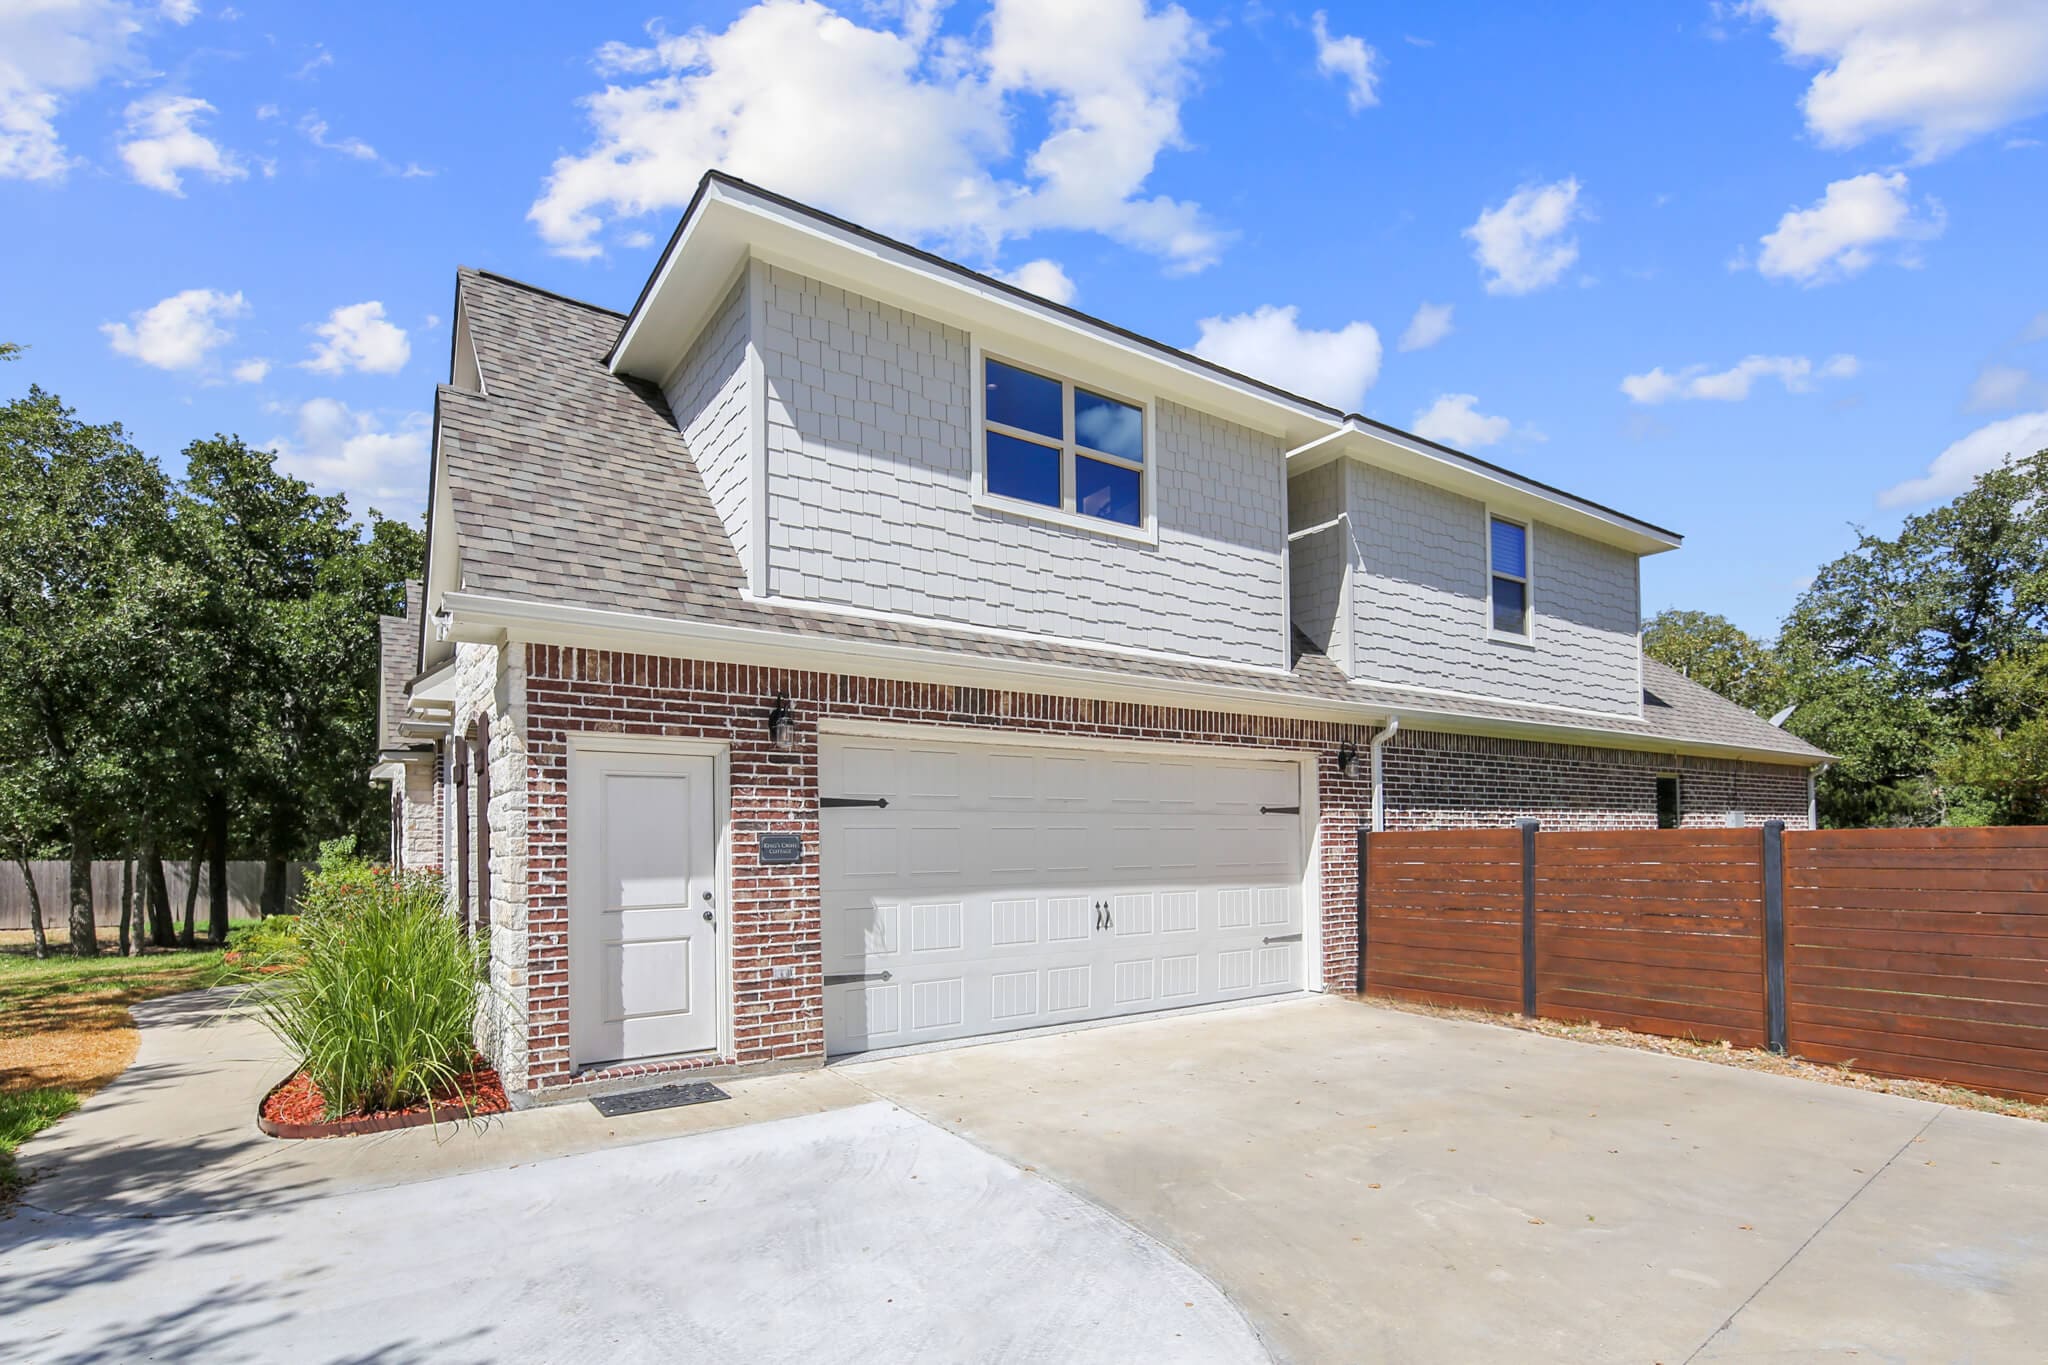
{"left": 1762, "top": 819, "right": 1788, "bottom": 1054}
{"left": 1355, "top": 823, "right": 1370, "bottom": 995}
{"left": 1517, "top": 819, "right": 1540, "bottom": 1018}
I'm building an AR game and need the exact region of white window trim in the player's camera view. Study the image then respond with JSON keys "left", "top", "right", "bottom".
{"left": 1486, "top": 508, "right": 1535, "bottom": 645}
{"left": 969, "top": 340, "right": 1160, "bottom": 546}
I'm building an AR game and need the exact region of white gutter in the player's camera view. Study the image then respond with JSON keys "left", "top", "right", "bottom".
{"left": 1809, "top": 763, "right": 1829, "bottom": 830}
{"left": 1370, "top": 716, "right": 1401, "bottom": 832}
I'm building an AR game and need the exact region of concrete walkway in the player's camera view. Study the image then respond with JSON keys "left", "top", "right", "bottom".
{"left": 2, "top": 993, "right": 1267, "bottom": 1364}
{"left": 843, "top": 994, "right": 2048, "bottom": 1365}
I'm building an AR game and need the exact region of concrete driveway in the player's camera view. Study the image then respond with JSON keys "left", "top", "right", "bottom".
{"left": 10, "top": 991, "right": 2048, "bottom": 1363}
{"left": 843, "top": 995, "right": 2048, "bottom": 1364}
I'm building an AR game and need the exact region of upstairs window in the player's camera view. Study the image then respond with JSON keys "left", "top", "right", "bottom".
{"left": 982, "top": 357, "right": 1146, "bottom": 529}
{"left": 1489, "top": 515, "right": 1531, "bottom": 637}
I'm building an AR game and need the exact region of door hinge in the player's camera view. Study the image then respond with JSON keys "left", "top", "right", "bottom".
{"left": 1259, "top": 804, "right": 1301, "bottom": 816}
{"left": 820, "top": 796, "right": 889, "bottom": 809}
{"left": 824, "top": 970, "right": 894, "bottom": 986}
{"left": 1262, "top": 933, "right": 1303, "bottom": 945}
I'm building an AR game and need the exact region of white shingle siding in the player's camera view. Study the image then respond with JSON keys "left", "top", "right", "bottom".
{"left": 754, "top": 264, "right": 1288, "bottom": 668}
{"left": 1343, "top": 462, "right": 1642, "bottom": 716}
{"left": 662, "top": 275, "right": 751, "bottom": 574}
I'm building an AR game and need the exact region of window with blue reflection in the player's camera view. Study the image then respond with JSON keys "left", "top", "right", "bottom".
{"left": 1490, "top": 517, "right": 1526, "bottom": 579}
{"left": 1491, "top": 576, "right": 1527, "bottom": 635}
{"left": 985, "top": 359, "right": 1063, "bottom": 440}
{"left": 1075, "top": 456, "right": 1141, "bottom": 526}
{"left": 1074, "top": 389, "right": 1143, "bottom": 463}
{"left": 986, "top": 430, "right": 1061, "bottom": 508}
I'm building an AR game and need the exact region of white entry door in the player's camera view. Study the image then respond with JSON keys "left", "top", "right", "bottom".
{"left": 821, "top": 733, "right": 1307, "bottom": 1055}
{"left": 569, "top": 746, "right": 720, "bottom": 1068}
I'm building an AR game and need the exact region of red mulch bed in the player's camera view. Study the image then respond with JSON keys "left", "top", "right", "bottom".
{"left": 259, "top": 1056, "right": 509, "bottom": 1138}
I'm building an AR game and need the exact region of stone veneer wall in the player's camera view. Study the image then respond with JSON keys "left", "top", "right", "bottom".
{"left": 494, "top": 643, "right": 1812, "bottom": 1097}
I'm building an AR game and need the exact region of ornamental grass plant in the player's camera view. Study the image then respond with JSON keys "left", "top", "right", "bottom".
{"left": 246, "top": 840, "right": 481, "bottom": 1119}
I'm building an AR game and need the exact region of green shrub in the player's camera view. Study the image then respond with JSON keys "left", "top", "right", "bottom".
{"left": 246, "top": 860, "right": 481, "bottom": 1118}
{"left": 225, "top": 915, "right": 307, "bottom": 971}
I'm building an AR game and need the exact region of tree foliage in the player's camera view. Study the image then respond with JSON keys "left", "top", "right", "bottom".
{"left": 0, "top": 379, "right": 423, "bottom": 954}
{"left": 1643, "top": 610, "right": 1786, "bottom": 714}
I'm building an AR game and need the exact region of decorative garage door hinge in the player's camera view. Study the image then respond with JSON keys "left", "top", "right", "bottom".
{"left": 819, "top": 796, "right": 889, "bottom": 809}
{"left": 1259, "top": 804, "right": 1301, "bottom": 815}
{"left": 824, "top": 970, "right": 894, "bottom": 985}
{"left": 1262, "top": 933, "right": 1303, "bottom": 945}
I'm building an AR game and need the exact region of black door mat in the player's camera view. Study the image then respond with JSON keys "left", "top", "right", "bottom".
{"left": 590, "top": 1082, "right": 731, "bottom": 1117}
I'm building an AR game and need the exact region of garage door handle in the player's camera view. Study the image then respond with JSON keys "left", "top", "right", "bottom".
{"left": 820, "top": 796, "right": 889, "bottom": 809}
{"left": 1263, "top": 933, "right": 1303, "bottom": 945}
{"left": 824, "top": 971, "right": 894, "bottom": 986}
{"left": 1260, "top": 804, "right": 1300, "bottom": 815}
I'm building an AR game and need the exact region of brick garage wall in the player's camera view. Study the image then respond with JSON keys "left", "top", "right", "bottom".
{"left": 1381, "top": 731, "right": 1811, "bottom": 831}
{"left": 509, "top": 643, "right": 1812, "bottom": 1095}
{"left": 519, "top": 644, "right": 1374, "bottom": 1094}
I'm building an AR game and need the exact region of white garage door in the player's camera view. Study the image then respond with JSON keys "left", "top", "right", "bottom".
{"left": 820, "top": 732, "right": 1308, "bottom": 1055}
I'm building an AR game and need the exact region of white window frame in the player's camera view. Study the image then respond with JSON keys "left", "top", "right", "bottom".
{"left": 1486, "top": 509, "right": 1535, "bottom": 644}
{"left": 970, "top": 343, "right": 1159, "bottom": 545}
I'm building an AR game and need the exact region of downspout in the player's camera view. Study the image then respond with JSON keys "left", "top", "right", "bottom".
{"left": 1370, "top": 716, "right": 1401, "bottom": 833}
{"left": 1809, "top": 764, "right": 1828, "bottom": 830}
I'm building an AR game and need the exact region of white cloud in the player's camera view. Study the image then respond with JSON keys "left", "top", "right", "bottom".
{"left": 1879, "top": 410, "right": 2048, "bottom": 507}
{"left": 300, "top": 112, "right": 377, "bottom": 161}
{"left": 1397, "top": 301, "right": 1452, "bottom": 352}
{"left": 0, "top": 0, "right": 196, "bottom": 182}
{"left": 303, "top": 301, "right": 410, "bottom": 375}
{"left": 1311, "top": 10, "right": 1379, "bottom": 112}
{"left": 1621, "top": 352, "right": 1858, "bottom": 403}
{"left": 1465, "top": 178, "right": 1582, "bottom": 295}
{"left": 1740, "top": 0, "right": 2048, "bottom": 163}
{"left": 1411, "top": 393, "right": 1510, "bottom": 450}
{"left": 529, "top": 0, "right": 1225, "bottom": 273}
{"left": 1754, "top": 172, "right": 1944, "bottom": 285}
{"left": 267, "top": 398, "right": 430, "bottom": 521}
{"left": 994, "top": 258, "right": 1076, "bottom": 305}
{"left": 118, "top": 93, "right": 245, "bottom": 194}
{"left": 1968, "top": 364, "right": 2041, "bottom": 411}
{"left": 1192, "top": 304, "right": 1381, "bottom": 411}
{"left": 101, "top": 288, "right": 248, "bottom": 370}
{"left": 2025, "top": 310, "right": 2048, "bottom": 343}
{"left": 232, "top": 357, "right": 270, "bottom": 384}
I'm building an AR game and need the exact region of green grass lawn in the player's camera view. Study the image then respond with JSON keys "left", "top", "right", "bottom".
{"left": 0, "top": 927, "right": 252, "bottom": 1202}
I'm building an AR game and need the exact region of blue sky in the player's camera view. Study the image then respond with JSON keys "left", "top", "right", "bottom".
{"left": 4, "top": 1, "right": 2047, "bottom": 637}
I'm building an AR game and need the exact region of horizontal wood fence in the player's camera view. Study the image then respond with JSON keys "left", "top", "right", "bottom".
{"left": 1360, "top": 823, "right": 2048, "bottom": 1102}
{"left": 0, "top": 860, "right": 308, "bottom": 931}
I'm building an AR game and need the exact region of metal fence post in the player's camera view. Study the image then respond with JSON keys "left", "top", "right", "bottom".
{"left": 1355, "top": 823, "right": 1370, "bottom": 995}
{"left": 1762, "top": 819, "right": 1789, "bottom": 1054}
{"left": 1517, "top": 819, "right": 1540, "bottom": 1018}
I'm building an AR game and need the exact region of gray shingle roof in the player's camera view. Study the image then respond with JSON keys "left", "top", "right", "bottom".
{"left": 437, "top": 269, "right": 1825, "bottom": 765}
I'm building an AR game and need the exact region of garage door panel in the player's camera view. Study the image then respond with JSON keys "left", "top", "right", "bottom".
{"left": 822, "top": 735, "right": 1308, "bottom": 1054}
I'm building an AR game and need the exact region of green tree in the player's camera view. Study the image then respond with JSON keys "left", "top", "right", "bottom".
{"left": 1939, "top": 641, "right": 2048, "bottom": 824}
{"left": 0, "top": 389, "right": 175, "bottom": 955}
{"left": 1643, "top": 609, "right": 1786, "bottom": 713}
{"left": 1778, "top": 449, "right": 2048, "bottom": 825}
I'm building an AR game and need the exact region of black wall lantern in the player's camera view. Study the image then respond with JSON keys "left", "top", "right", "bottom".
{"left": 1336, "top": 740, "right": 1358, "bottom": 777}
{"left": 766, "top": 691, "right": 795, "bottom": 751}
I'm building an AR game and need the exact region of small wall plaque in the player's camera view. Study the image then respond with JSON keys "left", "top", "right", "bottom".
{"left": 757, "top": 832, "right": 804, "bottom": 865}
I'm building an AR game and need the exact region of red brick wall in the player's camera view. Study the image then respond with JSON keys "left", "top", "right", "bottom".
{"left": 516, "top": 644, "right": 1809, "bottom": 1092}
{"left": 1381, "top": 732, "right": 1811, "bottom": 831}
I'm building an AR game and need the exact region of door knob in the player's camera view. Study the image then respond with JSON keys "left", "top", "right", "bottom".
{"left": 702, "top": 909, "right": 715, "bottom": 923}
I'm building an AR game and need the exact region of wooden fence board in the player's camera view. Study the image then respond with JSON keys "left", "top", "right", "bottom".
{"left": 1363, "top": 823, "right": 2048, "bottom": 1101}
